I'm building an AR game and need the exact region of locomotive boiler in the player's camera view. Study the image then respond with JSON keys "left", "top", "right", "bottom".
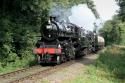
{"left": 41, "top": 16, "right": 80, "bottom": 41}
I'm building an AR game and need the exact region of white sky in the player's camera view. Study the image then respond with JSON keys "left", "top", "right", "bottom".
{"left": 69, "top": 0, "right": 119, "bottom": 31}
{"left": 69, "top": 4, "right": 96, "bottom": 31}
{"left": 93, "top": 0, "right": 119, "bottom": 21}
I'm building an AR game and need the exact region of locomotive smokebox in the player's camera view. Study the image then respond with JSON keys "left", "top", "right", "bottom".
{"left": 41, "top": 16, "right": 59, "bottom": 41}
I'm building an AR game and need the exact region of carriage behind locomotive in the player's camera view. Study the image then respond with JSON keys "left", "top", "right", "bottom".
{"left": 34, "top": 16, "right": 104, "bottom": 64}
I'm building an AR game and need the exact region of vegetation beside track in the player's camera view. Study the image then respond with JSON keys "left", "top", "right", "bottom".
{"left": 65, "top": 45, "right": 125, "bottom": 83}
{"left": 0, "top": 55, "right": 36, "bottom": 74}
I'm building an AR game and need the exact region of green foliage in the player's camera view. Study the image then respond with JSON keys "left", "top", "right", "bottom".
{"left": 0, "top": 55, "right": 36, "bottom": 74}
{"left": 119, "top": 22, "right": 125, "bottom": 45}
{"left": 86, "top": 0, "right": 99, "bottom": 18}
{"left": 100, "top": 0, "right": 125, "bottom": 45}
{"left": 99, "top": 16, "right": 124, "bottom": 45}
{"left": 96, "top": 46, "right": 125, "bottom": 80}
{"left": 116, "top": 0, "right": 125, "bottom": 21}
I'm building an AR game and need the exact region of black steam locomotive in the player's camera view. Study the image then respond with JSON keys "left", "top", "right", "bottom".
{"left": 34, "top": 16, "right": 98, "bottom": 64}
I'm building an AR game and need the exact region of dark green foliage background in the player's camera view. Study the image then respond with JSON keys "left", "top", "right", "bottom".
{"left": 116, "top": 0, "right": 125, "bottom": 21}
{"left": 99, "top": 16, "right": 124, "bottom": 45}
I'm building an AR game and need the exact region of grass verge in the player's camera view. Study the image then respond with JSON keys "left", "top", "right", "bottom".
{"left": 0, "top": 55, "right": 36, "bottom": 74}
{"left": 65, "top": 45, "right": 125, "bottom": 83}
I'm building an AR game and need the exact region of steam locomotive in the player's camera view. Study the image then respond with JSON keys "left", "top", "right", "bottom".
{"left": 34, "top": 16, "right": 104, "bottom": 64}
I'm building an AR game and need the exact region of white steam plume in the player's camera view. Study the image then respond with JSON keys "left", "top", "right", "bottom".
{"left": 69, "top": 4, "right": 97, "bottom": 31}
{"left": 49, "top": 3, "right": 102, "bottom": 31}
{"left": 49, "top": 3, "right": 71, "bottom": 22}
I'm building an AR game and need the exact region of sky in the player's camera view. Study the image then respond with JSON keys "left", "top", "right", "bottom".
{"left": 69, "top": 4, "right": 96, "bottom": 31}
{"left": 69, "top": 0, "right": 119, "bottom": 31}
{"left": 93, "top": 0, "right": 119, "bottom": 21}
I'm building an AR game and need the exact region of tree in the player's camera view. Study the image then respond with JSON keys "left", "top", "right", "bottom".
{"left": 99, "top": 16, "right": 123, "bottom": 45}
{"left": 86, "top": 0, "right": 100, "bottom": 19}
{"left": 116, "top": 0, "right": 125, "bottom": 21}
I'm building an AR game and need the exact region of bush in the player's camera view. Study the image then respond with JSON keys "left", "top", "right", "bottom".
{"left": 95, "top": 45, "right": 125, "bottom": 80}
{"left": 0, "top": 54, "right": 36, "bottom": 74}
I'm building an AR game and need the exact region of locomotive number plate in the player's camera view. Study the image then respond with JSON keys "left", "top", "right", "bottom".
{"left": 46, "top": 25, "right": 52, "bottom": 29}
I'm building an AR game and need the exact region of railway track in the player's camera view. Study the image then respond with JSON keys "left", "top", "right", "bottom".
{"left": 0, "top": 61, "right": 75, "bottom": 83}
{"left": 0, "top": 65, "right": 40, "bottom": 78}
{"left": 0, "top": 65, "right": 51, "bottom": 83}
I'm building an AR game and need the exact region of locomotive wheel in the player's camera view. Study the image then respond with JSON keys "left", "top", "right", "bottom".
{"left": 83, "top": 48, "right": 88, "bottom": 56}
{"left": 66, "top": 48, "right": 75, "bottom": 61}
{"left": 36, "top": 55, "right": 41, "bottom": 64}
{"left": 61, "top": 55, "right": 66, "bottom": 63}
{"left": 72, "top": 47, "right": 75, "bottom": 59}
{"left": 56, "top": 56, "right": 61, "bottom": 65}
{"left": 72, "top": 53, "right": 75, "bottom": 60}
{"left": 91, "top": 47, "right": 96, "bottom": 53}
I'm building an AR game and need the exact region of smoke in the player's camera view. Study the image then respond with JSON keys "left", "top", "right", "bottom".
{"left": 49, "top": 3, "right": 102, "bottom": 31}
{"left": 69, "top": 4, "right": 97, "bottom": 31}
{"left": 49, "top": 3, "right": 71, "bottom": 22}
